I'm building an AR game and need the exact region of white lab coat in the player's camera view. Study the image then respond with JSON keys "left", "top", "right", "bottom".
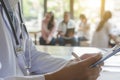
{"left": 0, "top": 0, "right": 67, "bottom": 80}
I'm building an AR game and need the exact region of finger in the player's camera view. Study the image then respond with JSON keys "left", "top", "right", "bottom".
{"left": 99, "top": 62, "right": 104, "bottom": 66}
{"left": 90, "top": 68, "right": 101, "bottom": 80}
{"left": 90, "top": 67, "right": 100, "bottom": 74}
{"left": 91, "top": 65, "right": 102, "bottom": 72}
{"left": 83, "top": 53, "right": 102, "bottom": 67}
{"left": 98, "top": 65, "right": 102, "bottom": 72}
{"left": 80, "top": 53, "right": 97, "bottom": 60}
{"left": 86, "top": 67, "right": 101, "bottom": 80}
{"left": 89, "top": 74, "right": 100, "bottom": 80}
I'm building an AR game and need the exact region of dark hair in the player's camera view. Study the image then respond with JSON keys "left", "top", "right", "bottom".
{"left": 64, "top": 11, "right": 70, "bottom": 15}
{"left": 80, "top": 14, "right": 86, "bottom": 19}
{"left": 47, "top": 12, "right": 54, "bottom": 31}
{"left": 63, "top": 11, "right": 71, "bottom": 18}
{"left": 96, "top": 11, "right": 112, "bottom": 32}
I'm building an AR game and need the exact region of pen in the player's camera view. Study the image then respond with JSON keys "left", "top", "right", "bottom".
{"left": 72, "top": 52, "right": 81, "bottom": 61}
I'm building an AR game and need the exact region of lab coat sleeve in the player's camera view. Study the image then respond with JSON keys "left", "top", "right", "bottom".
{"left": 3, "top": 75, "right": 45, "bottom": 80}
{"left": 28, "top": 38, "right": 67, "bottom": 75}
{"left": 0, "top": 38, "right": 67, "bottom": 80}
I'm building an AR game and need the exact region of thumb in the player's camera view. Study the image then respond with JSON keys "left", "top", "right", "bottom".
{"left": 83, "top": 53, "right": 102, "bottom": 67}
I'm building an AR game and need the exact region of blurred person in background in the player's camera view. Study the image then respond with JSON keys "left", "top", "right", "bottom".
{"left": 77, "top": 14, "right": 90, "bottom": 42}
{"left": 0, "top": 0, "right": 103, "bottom": 80}
{"left": 57, "top": 12, "right": 78, "bottom": 46}
{"left": 39, "top": 12, "right": 56, "bottom": 45}
{"left": 91, "top": 11, "right": 118, "bottom": 48}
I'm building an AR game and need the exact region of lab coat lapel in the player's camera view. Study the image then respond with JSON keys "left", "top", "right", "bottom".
{"left": 4, "top": 0, "right": 19, "bottom": 11}
{"left": 0, "top": 6, "right": 24, "bottom": 77}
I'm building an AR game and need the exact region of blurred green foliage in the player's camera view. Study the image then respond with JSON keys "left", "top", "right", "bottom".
{"left": 23, "top": 0, "right": 44, "bottom": 20}
{"left": 23, "top": 0, "right": 100, "bottom": 21}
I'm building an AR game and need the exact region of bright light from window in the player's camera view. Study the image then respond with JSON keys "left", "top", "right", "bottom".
{"left": 80, "top": 0, "right": 100, "bottom": 8}
{"left": 105, "top": 0, "right": 114, "bottom": 11}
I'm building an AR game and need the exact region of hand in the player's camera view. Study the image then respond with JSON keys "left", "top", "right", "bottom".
{"left": 45, "top": 53, "right": 103, "bottom": 80}
{"left": 80, "top": 53, "right": 104, "bottom": 66}
{"left": 80, "top": 53, "right": 99, "bottom": 60}
{"left": 73, "top": 53, "right": 99, "bottom": 61}
{"left": 115, "top": 40, "right": 120, "bottom": 44}
{"left": 46, "top": 40, "right": 50, "bottom": 44}
{"left": 60, "top": 32, "right": 65, "bottom": 37}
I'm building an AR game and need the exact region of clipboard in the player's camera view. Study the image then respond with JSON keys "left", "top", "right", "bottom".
{"left": 91, "top": 43, "right": 120, "bottom": 67}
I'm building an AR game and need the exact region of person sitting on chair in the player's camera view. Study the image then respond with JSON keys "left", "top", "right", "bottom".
{"left": 39, "top": 12, "right": 56, "bottom": 45}
{"left": 57, "top": 12, "right": 78, "bottom": 46}
{"left": 78, "top": 14, "right": 90, "bottom": 41}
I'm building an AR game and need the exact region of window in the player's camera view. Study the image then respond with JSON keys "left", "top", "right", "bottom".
{"left": 47, "top": 0, "right": 70, "bottom": 20}
{"left": 23, "top": 0, "right": 44, "bottom": 20}
{"left": 74, "top": 0, "right": 101, "bottom": 22}
{"left": 106, "top": 0, "right": 120, "bottom": 26}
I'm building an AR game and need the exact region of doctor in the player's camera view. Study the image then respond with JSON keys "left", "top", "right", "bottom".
{"left": 0, "top": 0, "right": 103, "bottom": 80}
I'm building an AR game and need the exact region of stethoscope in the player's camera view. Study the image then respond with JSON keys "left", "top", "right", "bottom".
{"left": 0, "top": 0, "right": 31, "bottom": 75}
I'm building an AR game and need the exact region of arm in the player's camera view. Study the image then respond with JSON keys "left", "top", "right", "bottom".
{"left": 47, "top": 22, "right": 57, "bottom": 44}
{"left": 28, "top": 38, "right": 67, "bottom": 74}
{"left": 109, "top": 34, "right": 119, "bottom": 44}
{"left": 107, "top": 23, "right": 119, "bottom": 44}
{"left": 58, "top": 31, "right": 65, "bottom": 37}
{"left": 79, "top": 26, "right": 83, "bottom": 31}
{"left": 4, "top": 75, "right": 45, "bottom": 80}
{"left": 1, "top": 37, "right": 66, "bottom": 80}
{"left": 57, "top": 23, "right": 65, "bottom": 37}
{"left": 0, "top": 53, "right": 102, "bottom": 80}
{"left": 78, "top": 23, "right": 84, "bottom": 31}
{"left": 84, "top": 24, "right": 90, "bottom": 32}
{"left": 45, "top": 54, "right": 102, "bottom": 80}
{"left": 41, "top": 21, "right": 48, "bottom": 41}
